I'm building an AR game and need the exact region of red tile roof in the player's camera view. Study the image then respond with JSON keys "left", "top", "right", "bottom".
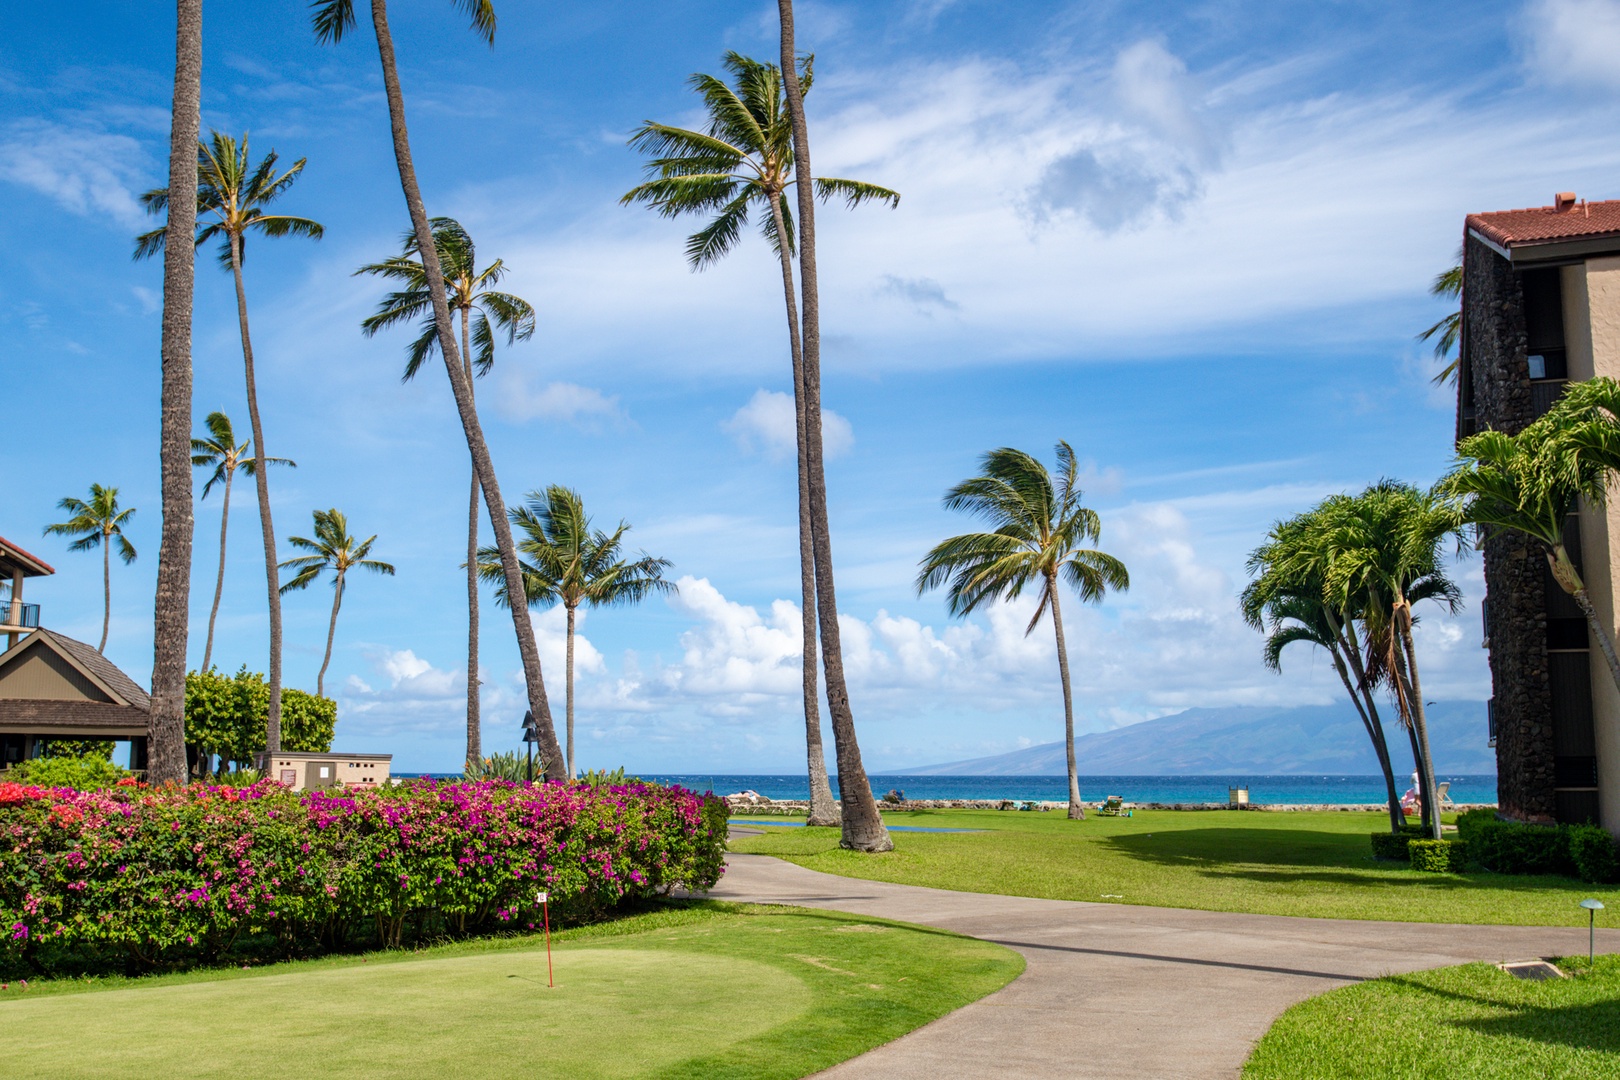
{"left": 0, "top": 536, "right": 53, "bottom": 577}
{"left": 1469, "top": 198, "right": 1620, "bottom": 248}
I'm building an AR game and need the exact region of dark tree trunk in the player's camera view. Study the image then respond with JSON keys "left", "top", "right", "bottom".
{"left": 778, "top": 0, "right": 890, "bottom": 852}
{"left": 148, "top": 0, "right": 202, "bottom": 787}
{"left": 1397, "top": 603, "right": 1442, "bottom": 840}
{"left": 366, "top": 0, "right": 565, "bottom": 779}
{"left": 1327, "top": 610, "right": 1404, "bottom": 833}
{"left": 228, "top": 232, "right": 285, "bottom": 754}
{"left": 461, "top": 307, "right": 481, "bottom": 767}
{"left": 765, "top": 191, "right": 837, "bottom": 827}
{"left": 201, "top": 468, "right": 232, "bottom": 671}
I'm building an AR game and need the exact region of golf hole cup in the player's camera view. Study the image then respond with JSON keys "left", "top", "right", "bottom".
{"left": 538, "top": 892, "right": 554, "bottom": 986}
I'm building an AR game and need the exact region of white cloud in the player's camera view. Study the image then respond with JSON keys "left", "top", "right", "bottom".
{"left": 493, "top": 370, "right": 625, "bottom": 426}
{"left": 1523, "top": 0, "right": 1620, "bottom": 88}
{"left": 723, "top": 389, "right": 854, "bottom": 460}
{"left": 0, "top": 120, "right": 149, "bottom": 226}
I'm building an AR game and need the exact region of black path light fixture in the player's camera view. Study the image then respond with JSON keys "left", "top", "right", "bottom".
{"left": 522, "top": 709, "right": 539, "bottom": 784}
{"left": 1580, "top": 898, "right": 1605, "bottom": 965}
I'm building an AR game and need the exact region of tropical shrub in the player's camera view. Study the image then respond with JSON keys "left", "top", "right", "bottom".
{"left": 1567, "top": 824, "right": 1620, "bottom": 884}
{"left": 1369, "top": 832, "right": 1412, "bottom": 861}
{"left": 464, "top": 752, "right": 540, "bottom": 783}
{"left": 0, "top": 778, "right": 726, "bottom": 976}
{"left": 35, "top": 739, "right": 115, "bottom": 761}
{"left": 4, "top": 755, "right": 132, "bottom": 791}
{"left": 185, "top": 668, "right": 336, "bottom": 767}
{"left": 1467, "top": 819, "right": 1575, "bottom": 876}
{"left": 1407, "top": 838, "right": 1468, "bottom": 873}
{"left": 1453, "top": 807, "right": 1497, "bottom": 847}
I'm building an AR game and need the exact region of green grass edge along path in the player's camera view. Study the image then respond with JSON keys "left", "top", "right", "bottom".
{"left": 730, "top": 809, "right": 1620, "bottom": 926}
{"left": 0, "top": 902, "right": 1021, "bottom": 1080}
{"left": 1243, "top": 955, "right": 1620, "bottom": 1079}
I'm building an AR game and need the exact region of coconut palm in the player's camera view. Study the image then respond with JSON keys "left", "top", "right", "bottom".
{"left": 1242, "top": 514, "right": 1404, "bottom": 833}
{"left": 478, "top": 486, "right": 673, "bottom": 778}
{"left": 356, "top": 217, "right": 535, "bottom": 767}
{"left": 311, "top": 0, "right": 568, "bottom": 782}
{"left": 191, "top": 411, "right": 296, "bottom": 672}
{"left": 148, "top": 0, "right": 203, "bottom": 785}
{"left": 135, "top": 130, "right": 324, "bottom": 756}
{"left": 279, "top": 510, "right": 395, "bottom": 699}
{"left": 1420, "top": 253, "right": 1462, "bottom": 387}
{"left": 918, "top": 442, "right": 1129, "bottom": 821}
{"left": 623, "top": 48, "right": 897, "bottom": 836}
{"left": 44, "top": 485, "right": 137, "bottom": 653}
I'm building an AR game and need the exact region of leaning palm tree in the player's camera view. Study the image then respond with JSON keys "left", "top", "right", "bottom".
{"left": 44, "top": 485, "right": 137, "bottom": 653}
{"left": 311, "top": 0, "right": 568, "bottom": 782}
{"left": 135, "top": 130, "right": 323, "bottom": 756}
{"left": 147, "top": 0, "right": 203, "bottom": 785}
{"left": 623, "top": 49, "right": 897, "bottom": 835}
{"left": 917, "top": 442, "right": 1129, "bottom": 820}
{"left": 478, "top": 487, "right": 672, "bottom": 778}
{"left": 191, "top": 411, "right": 295, "bottom": 672}
{"left": 357, "top": 217, "right": 535, "bottom": 767}
{"left": 279, "top": 509, "right": 395, "bottom": 699}
{"left": 1242, "top": 517, "right": 1404, "bottom": 833}
{"left": 1419, "top": 252, "right": 1462, "bottom": 387}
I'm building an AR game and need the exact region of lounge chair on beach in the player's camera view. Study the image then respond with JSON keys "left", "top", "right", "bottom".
{"left": 1436, "top": 781, "right": 1454, "bottom": 812}
{"left": 1098, "top": 795, "right": 1124, "bottom": 816}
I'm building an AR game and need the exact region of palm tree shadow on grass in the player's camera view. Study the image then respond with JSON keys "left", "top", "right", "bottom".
{"left": 1379, "top": 971, "right": 1620, "bottom": 1055}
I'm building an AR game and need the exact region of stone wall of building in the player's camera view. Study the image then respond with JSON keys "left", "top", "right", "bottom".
{"left": 1463, "top": 233, "right": 1558, "bottom": 822}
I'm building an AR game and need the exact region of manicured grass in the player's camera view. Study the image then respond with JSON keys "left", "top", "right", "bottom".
{"left": 0, "top": 902, "right": 1020, "bottom": 1079}
{"left": 730, "top": 809, "right": 1620, "bottom": 925}
{"left": 1242, "top": 954, "right": 1620, "bottom": 1079}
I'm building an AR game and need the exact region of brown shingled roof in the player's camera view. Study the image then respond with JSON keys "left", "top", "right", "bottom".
{"left": 0, "top": 629, "right": 150, "bottom": 711}
{"left": 0, "top": 536, "right": 54, "bottom": 577}
{"left": 1469, "top": 198, "right": 1620, "bottom": 248}
{"left": 0, "top": 699, "right": 150, "bottom": 734}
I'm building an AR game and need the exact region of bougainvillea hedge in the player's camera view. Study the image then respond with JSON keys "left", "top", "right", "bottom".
{"left": 0, "top": 778, "right": 726, "bottom": 975}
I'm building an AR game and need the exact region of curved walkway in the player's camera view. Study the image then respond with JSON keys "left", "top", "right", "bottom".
{"left": 711, "top": 849, "right": 1620, "bottom": 1079}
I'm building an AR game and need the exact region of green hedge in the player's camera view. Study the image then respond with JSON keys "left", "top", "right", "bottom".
{"left": 1408, "top": 838, "right": 1468, "bottom": 873}
{"left": 1569, "top": 824, "right": 1620, "bottom": 884}
{"left": 1453, "top": 809, "right": 1619, "bottom": 882}
{"left": 3, "top": 755, "right": 132, "bottom": 791}
{"left": 1369, "top": 832, "right": 1412, "bottom": 860}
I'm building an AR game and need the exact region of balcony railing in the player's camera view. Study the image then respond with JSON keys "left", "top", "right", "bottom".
{"left": 2, "top": 601, "right": 40, "bottom": 629}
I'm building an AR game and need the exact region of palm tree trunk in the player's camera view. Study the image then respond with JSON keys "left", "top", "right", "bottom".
{"left": 202, "top": 470, "right": 233, "bottom": 672}
{"left": 566, "top": 604, "right": 576, "bottom": 779}
{"left": 1047, "top": 576, "right": 1084, "bottom": 820}
{"left": 148, "top": 0, "right": 202, "bottom": 787}
{"left": 1570, "top": 585, "right": 1620, "bottom": 694}
{"left": 100, "top": 536, "right": 111, "bottom": 653}
{"left": 460, "top": 307, "right": 481, "bottom": 767}
{"left": 228, "top": 231, "right": 285, "bottom": 755}
{"left": 365, "top": 0, "right": 566, "bottom": 780}
{"left": 1326, "top": 609, "right": 1404, "bottom": 833}
{"left": 1395, "top": 601, "right": 1442, "bottom": 840}
{"left": 318, "top": 576, "right": 344, "bottom": 700}
{"left": 778, "top": 0, "right": 890, "bottom": 852}
{"left": 765, "top": 192, "right": 838, "bottom": 827}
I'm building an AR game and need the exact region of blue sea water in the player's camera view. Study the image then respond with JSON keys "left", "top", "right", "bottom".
{"left": 643, "top": 774, "right": 1500, "bottom": 805}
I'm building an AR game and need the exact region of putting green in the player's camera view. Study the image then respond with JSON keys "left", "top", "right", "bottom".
{"left": 0, "top": 949, "right": 799, "bottom": 1079}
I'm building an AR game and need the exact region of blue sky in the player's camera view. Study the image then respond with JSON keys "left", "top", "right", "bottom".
{"left": 5, "top": 0, "right": 1619, "bottom": 773}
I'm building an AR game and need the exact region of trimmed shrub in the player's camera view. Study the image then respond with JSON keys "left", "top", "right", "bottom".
{"left": 1370, "top": 832, "right": 1413, "bottom": 861}
{"left": 1568, "top": 824, "right": 1620, "bottom": 884}
{"left": 1454, "top": 807, "right": 1497, "bottom": 848}
{"left": 5, "top": 755, "right": 132, "bottom": 791}
{"left": 0, "top": 778, "right": 726, "bottom": 975}
{"left": 185, "top": 668, "right": 335, "bottom": 768}
{"left": 1469, "top": 819, "right": 1575, "bottom": 876}
{"left": 1408, "top": 838, "right": 1468, "bottom": 873}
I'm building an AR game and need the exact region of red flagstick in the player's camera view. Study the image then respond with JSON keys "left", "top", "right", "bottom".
{"left": 539, "top": 891, "right": 553, "bottom": 987}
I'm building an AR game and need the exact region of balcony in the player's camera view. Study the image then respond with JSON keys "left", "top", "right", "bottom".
{"left": 2, "top": 601, "right": 40, "bottom": 630}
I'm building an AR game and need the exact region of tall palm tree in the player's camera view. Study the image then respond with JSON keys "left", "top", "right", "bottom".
{"left": 356, "top": 217, "right": 535, "bottom": 768}
{"left": 311, "top": 0, "right": 569, "bottom": 782}
{"left": 279, "top": 509, "right": 395, "bottom": 698}
{"left": 1310, "top": 483, "right": 1464, "bottom": 840}
{"left": 44, "top": 485, "right": 137, "bottom": 653}
{"left": 191, "top": 411, "right": 295, "bottom": 672}
{"left": 477, "top": 486, "right": 673, "bottom": 778}
{"left": 623, "top": 49, "right": 897, "bottom": 836}
{"left": 135, "top": 131, "right": 323, "bottom": 756}
{"left": 1242, "top": 515, "right": 1404, "bottom": 833}
{"left": 777, "top": 1, "right": 896, "bottom": 850}
{"left": 148, "top": 0, "right": 203, "bottom": 786}
{"left": 1420, "top": 252, "right": 1462, "bottom": 387}
{"left": 917, "top": 443, "right": 1129, "bottom": 821}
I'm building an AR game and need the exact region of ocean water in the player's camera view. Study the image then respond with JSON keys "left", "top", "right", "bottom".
{"left": 643, "top": 774, "right": 1500, "bottom": 805}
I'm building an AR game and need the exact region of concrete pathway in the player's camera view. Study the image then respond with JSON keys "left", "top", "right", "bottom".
{"left": 710, "top": 849, "right": 1620, "bottom": 1080}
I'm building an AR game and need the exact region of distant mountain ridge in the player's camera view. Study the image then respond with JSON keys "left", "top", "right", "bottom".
{"left": 894, "top": 701, "right": 1495, "bottom": 776}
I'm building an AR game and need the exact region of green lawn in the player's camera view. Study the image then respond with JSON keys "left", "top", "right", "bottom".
{"left": 0, "top": 902, "right": 1020, "bottom": 1079}
{"left": 729, "top": 809, "right": 1620, "bottom": 925}
{"left": 1242, "top": 954, "right": 1620, "bottom": 1079}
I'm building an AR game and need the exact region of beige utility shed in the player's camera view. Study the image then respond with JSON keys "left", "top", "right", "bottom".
{"left": 261, "top": 751, "right": 392, "bottom": 791}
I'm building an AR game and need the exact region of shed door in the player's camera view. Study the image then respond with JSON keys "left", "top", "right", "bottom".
{"left": 309, "top": 762, "right": 338, "bottom": 789}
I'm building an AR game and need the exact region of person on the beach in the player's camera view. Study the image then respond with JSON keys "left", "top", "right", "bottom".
{"left": 1400, "top": 771, "right": 1422, "bottom": 815}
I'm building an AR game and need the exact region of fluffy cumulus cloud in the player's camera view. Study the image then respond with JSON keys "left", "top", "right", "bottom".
{"left": 340, "top": 647, "right": 466, "bottom": 735}
{"left": 722, "top": 389, "right": 854, "bottom": 460}
{"left": 0, "top": 120, "right": 149, "bottom": 226}
{"left": 493, "top": 369, "right": 625, "bottom": 426}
